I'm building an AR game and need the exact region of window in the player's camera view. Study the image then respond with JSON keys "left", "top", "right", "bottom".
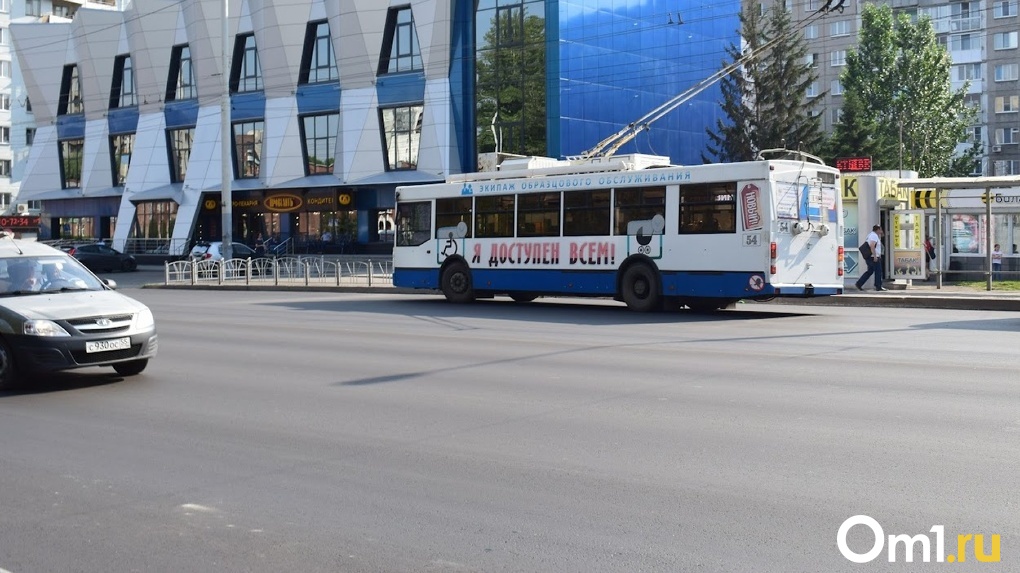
{"left": 803, "top": 25, "right": 818, "bottom": 40}
{"left": 0, "top": 0, "right": 9, "bottom": 13}
{"left": 25, "top": 98, "right": 31, "bottom": 113}
{"left": 994, "top": 31, "right": 1019, "bottom": 50}
{"left": 231, "top": 34, "right": 263, "bottom": 93}
{"left": 994, "top": 127, "right": 1019, "bottom": 144}
{"left": 829, "top": 20, "right": 851, "bottom": 36}
{"left": 0, "top": 127, "right": 8, "bottom": 144}
{"left": 59, "top": 65, "right": 84, "bottom": 115}
{"left": 301, "top": 113, "right": 338, "bottom": 175}
{"left": 167, "top": 128, "right": 194, "bottom": 183}
{"left": 0, "top": 160, "right": 9, "bottom": 176}
{"left": 830, "top": 50, "right": 846, "bottom": 67}
{"left": 110, "top": 133, "right": 134, "bottom": 186}
{"left": 994, "top": 0, "right": 1017, "bottom": 18}
{"left": 995, "top": 63, "right": 1019, "bottom": 81}
{"left": 563, "top": 190, "right": 610, "bottom": 236}
{"left": 0, "top": 94, "right": 9, "bottom": 110}
{"left": 130, "top": 201, "right": 179, "bottom": 239}
{"left": 949, "top": 34, "right": 976, "bottom": 51}
{"left": 995, "top": 96, "right": 1020, "bottom": 113}
{"left": 395, "top": 201, "right": 431, "bottom": 247}
{"left": 379, "top": 7, "right": 422, "bottom": 74}
{"left": 380, "top": 105, "right": 423, "bottom": 171}
{"left": 233, "top": 121, "right": 264, "bottom": 178}
{"left": 60, "top": 139, "right": 85, "bottom": 188}
{"left": 806, "top": 81, "right": 819, "bottom": 98}
{"left": 0, "top": 60, "right": 10, "bottom": 79}
{"left": 475, "top": 195, "right": 515, "bottom": 238}
{"left": 994, "top": 160, "right": 1020, "bottom": 175}
{"left": 953, "top": 63, "right": 981, "bottom": 81}
{"left": 831, "top": 108, "right": 843, "bottom": 125}
{"left": 167, "top": 45, "right": 197, "bottom": 101}
{"left": 679, "top": 183, "right": 737, "bottom": 234}
{"left": 969, "top": 126, "right": 983, "bottom": 144}
{"left": 0, "top": 27, "right": 7, "bottom": 46}
{"left": 25, "top": 128, "right": 35, "bottom": 146}
{"left": 110, "top": 54, "right": 137, "bottom": 109}
{"left": 300, "top": 21, "right": 338, "bottom": 84}
{"left": 26, "top": 0, "right": 41, "bottom": 16}
{"left": 518, "top": 193, "right": 560, "bottom": 237}
{"left": 615, "top": 187, "right": 666, "bottom": 236}
{"left": 805, "top": 53, "right": 817, "bottom": 67}
{"left": 806, "top": 0, "right": 819, "bottom": 12}
{"left": 435, "top": 198, "right": 473, "bottom": 238}
{"left": 831, "top": 79, "right": 843, "bottom": 96}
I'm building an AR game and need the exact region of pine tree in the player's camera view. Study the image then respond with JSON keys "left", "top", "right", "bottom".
{"left": 704, "top": 4, "right": 823, "bottom": 163}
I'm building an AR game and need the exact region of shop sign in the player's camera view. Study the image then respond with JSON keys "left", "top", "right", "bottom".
{"left": 264, "top": 193, "right": 303, "bottom": 212}
{"left": 0, "top": 216, "right": 41, "bottom": 230}
{"left": 338, "top": 192, "right": 353, "bottom": 207}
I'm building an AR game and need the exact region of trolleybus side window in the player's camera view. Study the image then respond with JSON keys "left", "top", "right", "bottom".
{"left": 518, "top": 192, "right": 561, "bottom": 237}
{"left": 679, "top": 182, "right": 737, "bottom": 234}
{"left": 614, "top": 186, "right": 666, "bottom": 236}
{"left": 396, "top": 201, "right": 432, "bottom": 246}
{"left": 436, "top": 197, "right": 473, "bottom": 238}
{"left": 563, "top": 190, "right": 611, "bottom": 236}
{"left": 475, "top": 194, "right": 515, "bottom": 238}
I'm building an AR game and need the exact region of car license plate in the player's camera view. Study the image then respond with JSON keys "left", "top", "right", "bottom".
{"left": 85, "top": 337, "right": 131, "bottom": 353}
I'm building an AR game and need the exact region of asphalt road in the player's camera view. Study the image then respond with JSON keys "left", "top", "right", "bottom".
{"left": 1, "top": 290, "right": 1017, "bottom": 572}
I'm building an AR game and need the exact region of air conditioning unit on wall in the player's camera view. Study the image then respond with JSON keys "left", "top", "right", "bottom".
{"left": 993, "top": 145, "right": 1002, "bottom": 153}
{"left": 15, "top": 203, "right": 28, "bottom": 213}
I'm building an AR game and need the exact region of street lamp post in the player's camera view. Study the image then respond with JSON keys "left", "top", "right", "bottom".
{"left": 220, "top": 0, "right": 233, "bottom": 260}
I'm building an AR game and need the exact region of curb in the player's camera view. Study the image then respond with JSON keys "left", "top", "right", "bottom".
{"left": 145, "top": 283, "right": 1020, "bottom": 311}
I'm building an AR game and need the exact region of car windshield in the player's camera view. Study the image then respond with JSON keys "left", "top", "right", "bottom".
{"left": 1, "top": 255, "right": 106, "bottom": 295}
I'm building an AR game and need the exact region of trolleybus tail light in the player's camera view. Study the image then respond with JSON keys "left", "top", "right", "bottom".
{"left": 769, "top": 241, "right": 777, "bottom": 275}
{"left": 837, "top": 246, "right": 844, "bottom": 276}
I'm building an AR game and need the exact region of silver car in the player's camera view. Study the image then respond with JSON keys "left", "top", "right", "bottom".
{"left": 0, "top": 238, "right": 157, "bottom": 389}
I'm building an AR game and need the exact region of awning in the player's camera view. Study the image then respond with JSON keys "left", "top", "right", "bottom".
{"left": 128, "top": 183, "right": 184, "bottom": 202}
{"left": 200, "top": 179, "right": 266, "bottom": 192}
{"left": 346, "top": 170, "right": 445, "bottom": 186}
{"left": 82, "top": 186, "right": 125, "bottom": 198}
{"left": 21, "top": 188, "right": 84, "bottom": 201}
{"left": 273, "top": 174, "right": 342, "bottom": 189}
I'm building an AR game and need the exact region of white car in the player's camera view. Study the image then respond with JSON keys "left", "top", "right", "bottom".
{"left": 189, "top": 241, "right": 260, "bottom": 261}
{"left": 0, "top": 238, "right": 157, "bottom": 389}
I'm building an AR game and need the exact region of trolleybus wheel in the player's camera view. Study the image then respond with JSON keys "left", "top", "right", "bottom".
{"left": 621, "top": 264, "right": 660, "bottom": 312}
{"left": 441, "top": 262, "right": 475, "bottom": 304}
{"left": 509, "top": 293, "right": 538, "bottom": 303}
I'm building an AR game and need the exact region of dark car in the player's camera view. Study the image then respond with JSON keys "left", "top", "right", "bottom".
{"left": 64, "top": 243, "right": 138, "bottom": 272}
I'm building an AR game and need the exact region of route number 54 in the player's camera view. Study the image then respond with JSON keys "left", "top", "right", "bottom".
{"left": 743, "top": 233, "right": 761, "bottom": 247}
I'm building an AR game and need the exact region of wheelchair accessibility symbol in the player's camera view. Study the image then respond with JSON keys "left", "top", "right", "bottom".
{"left": 748, "top": 274, "right": 765, "bottom": 291}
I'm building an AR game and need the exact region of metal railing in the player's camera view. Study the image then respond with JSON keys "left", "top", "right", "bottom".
{"left": 164, "top": 255, "right": 393, "bottom": 287}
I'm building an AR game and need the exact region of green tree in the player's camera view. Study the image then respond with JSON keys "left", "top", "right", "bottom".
{"left": 704, "top": 4, "right": 823, "bottom": 163}
{"left": 828, "top": 4, "right": 977, "bottom": 177}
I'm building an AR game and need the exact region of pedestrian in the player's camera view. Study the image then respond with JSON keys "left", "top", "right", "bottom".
{"left": 992, "top": 243, "right": 1003, "bottom": 280}
{"left": 924, "top": 235, "right": 937, "bottom": 279}
{"left": 855, "top": 225, "right": 886, "bottom": 291}
{"left": 254, "top": 233, "right": 266, "bottom": 257}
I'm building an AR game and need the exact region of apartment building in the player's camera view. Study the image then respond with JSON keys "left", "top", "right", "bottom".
{"left": 787, "top": 0, "right": 1019, "bottom": 176}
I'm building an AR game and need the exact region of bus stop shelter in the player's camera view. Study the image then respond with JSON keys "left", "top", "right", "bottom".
{"left": 898, "top": 176, "right": 1020, "bottom": 290}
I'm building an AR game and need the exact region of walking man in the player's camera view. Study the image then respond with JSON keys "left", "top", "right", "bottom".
{"left": 855, "top": 225, "right": 887, "bottom": 291}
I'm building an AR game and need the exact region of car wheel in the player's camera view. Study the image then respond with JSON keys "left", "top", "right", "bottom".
{"left": 441, "top": 262, "right": 474, "bottom": 304}
{"left": 621, "top": 264, "right": 661, "bottom": 312}
{"left": 0, "top": 338, "right": 21, "bottom": 391}
{"left": 113, "top": 359, "right": 148, "bottom": 376}
{"left": 122, "top": 259, "right": 137, "bottom": 272}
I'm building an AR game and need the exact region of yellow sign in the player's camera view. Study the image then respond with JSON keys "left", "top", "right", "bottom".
{"left": 203, "top": 199, "right": 217, "bottom": 210}
{"left": 878, "top": 178, "right": 909, "bottom": 203}
{"left": 842, "top": 177, "right": 858, "bottom": 202}
{"left": 338, "top": 192, "right": 353, "bottom": 206}
{"left": 911, "top": 189, "right": 949, "bottom": 209}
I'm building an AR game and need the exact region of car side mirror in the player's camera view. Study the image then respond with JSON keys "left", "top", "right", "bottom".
{"left": 103, "top": 279, "right": 118, "bottom": 289}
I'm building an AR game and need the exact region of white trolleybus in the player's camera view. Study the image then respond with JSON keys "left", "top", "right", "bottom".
{"left": 392, "top": 152, "right": 844, "bottom": 312}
